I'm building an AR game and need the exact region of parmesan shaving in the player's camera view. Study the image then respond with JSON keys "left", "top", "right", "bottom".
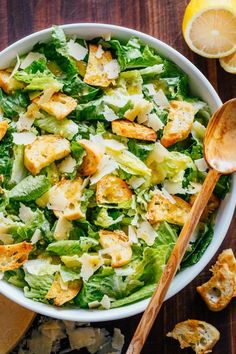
{"left": 20, "top": 52, "right": 45, "bottom": 69}
{"left": 95, "top": 44, "right": 104, "bottom": 58}
{"left": 195, "top": 157, "right": 208, "bottom": 172}
{"left": 90, "top": 155, "right": 118, "bottom": 185}
{"left": 58, "top": 155, "right": 77, "bottom": 173}
{"left": 137, "top": 221, "right": 157, "bottom": 246}
{"left": 19, "top": 203, "right": 35, "bottom": 222}
{"left": 67, "top": 39, "right": 88, "bottom": 60}
{"left": 128, "top": 177, "right": 145, "bottom": 189}
{"left": 146, "top": 113, "right": 164, "bottom": 131}
{"left": 9, "top": 54, "right": 20, "bottom": 78}
{"left": 12, "top": 132, "right": 37, "bottom": 145}
{"left": 79, "top": 253, "right": 104, "bottom": 281}
{"left": 103, "top": 105, "right": 119, "bottom": 121}
{"left": 103, "top": 59, "right": 120, "bottom": 79}
{"left": 161, "top": 187, "right": 176, "bottom": 204}
{"left": 31, "top": 229, "right": 41, "bottom": 244}
{"left": 153, "top": 89, "right": 170, "bottom": 108}
{"left": 54, "top": 217, "right": 72, "bottom": 240}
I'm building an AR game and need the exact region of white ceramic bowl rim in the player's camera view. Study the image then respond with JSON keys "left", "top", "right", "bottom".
{"left": 0, "top": 23, "right": 235, "bottom": 322}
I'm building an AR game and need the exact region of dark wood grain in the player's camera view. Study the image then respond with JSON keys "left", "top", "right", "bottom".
{"left": 0, "top": 1, "right": 235, "bottom": 353}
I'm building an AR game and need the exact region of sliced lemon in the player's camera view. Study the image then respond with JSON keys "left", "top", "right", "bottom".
{"left": 220, "top": 51, "right": 236, "bottom": 73}
{"left": 183, "top": 0, "right": 236, "bottom": 58}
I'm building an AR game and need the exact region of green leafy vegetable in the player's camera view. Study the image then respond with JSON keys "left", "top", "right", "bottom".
{"left": 35, "top": 114, "right": 78, "bottom": 140}
{"left": 9, "top": 175, "right": 51, "bottom": 202}
{"left": 0, "top": 89, "right": 29, "bottom": 117}
{"left": 24, "top": 272, "right": 54, "bottom": 302}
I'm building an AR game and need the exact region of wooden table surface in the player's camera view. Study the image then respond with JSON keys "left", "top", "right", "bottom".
{"left": 0, "top": 0, "right": 235, "bottom": 353}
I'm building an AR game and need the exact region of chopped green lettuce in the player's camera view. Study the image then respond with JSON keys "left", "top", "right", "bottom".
{"left": 0, "top": 89, "right": 29, "bottom": 117}
{"left": 35, "top": 114, "right": 78, "bottom": 140}
{"left": 24, "top": 272, "right": 54, "bottom": 302}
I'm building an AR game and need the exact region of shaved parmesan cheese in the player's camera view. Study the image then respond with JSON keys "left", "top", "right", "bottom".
{"left": 188, "top": 182, "right": 202, "bottom": 194}
{"left": 20, "top": 52, "right": 45, "bottom": 69}
{"left": 103, "top": 105, "right": 119, "bottom": 121}
{"left": 54, "top": 217, "right": 72, "bottom": 240}
{"left": 58, "top": 155, "right": 76, "bottom": 173}
{"left": 88, "top": 300, "right": 101, "bottom": 309}
{"left": 163, "top": 180, "right": 186, "bottom": 195}
{"left": 128, "top": 225, "right": 138, "bottom": 244}
{"left": 16, "top": 113, "right": 34, "bottom": 131}
{"left": 100, "top": 294, "right": 111, "bottom": 310}
{"left": 112, "top": 328, "right": 125, "bottom": 352}
{"left": 12, "top": 132, "right": 37, "bottom": 145}
{"left": 31, "top": 229, "right": 41, "bottom": 244}
{"left": 137, "top": 221, "right": 157, "bottom": 246}
{"left": 191, "top": 100, "right": 206, "bottom": 113}
{"left": 144, "top": 83, "right": 156, "bottom": 96}
{"left": 0, "top": 272, "right": 3, "bottom": 279}
{"left": 37, "top": 87, "right": 56, "bottom": 105}
{"left": 103, "top": 59, "right": 120, "bottom": 79}
{"left": 128, "top": 177, "right": 145, "bottom": 189}
{"left": 115, "top": 266, "right": 134, "bottom": 276}
{"left": 19, "top": 203, "right": 35, "bottom": 222}
{"left": 67, "top": 39, "right": 88, "bottom": 60}
{"left": 146, "top": 113, "right": 164, "bottom": 131}
{"left": 47, "top": 187, "right": 68, "bottom": 211}
{"left": 90, "top": 155, "right": 118, "bottom": 185}
{"left": 104, "top": 139, "right": 126, "bottom": 152}
{"left": 195, "top": 158, "right": 208, "bottom": 172}
{"left": 153, "top": 89, "right": 170, "bottom": 108}
{"left": 95, "top": 44, "right": 104, "bottom": 58}
{"left": 79, "top": 253, "right": 104, "bottom": 281}
{"left": 40, "top": 320, "right": 66, "bottom": 340}
{"left": 161, "top": 187, "right": 176, "bottom": 204}
{"left": 191, "top": 121, "right": 206, "bottom": 141}
{"left": 0, "top": 234, "right": 14, "bottom": 244}
{"left": 150, "top": 142, "right": 169, "bottom": 163}
{"left": 103, "top": 32, "right": 111, "bottom": 41}
{"left": 9, "top": 54, "right": 20, "bottom": 78}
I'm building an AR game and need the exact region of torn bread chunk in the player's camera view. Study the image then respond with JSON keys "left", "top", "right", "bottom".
{"left": 0, "top": 121, "right": 8, "bottom": 141}
{"left": 46, "top": 273, "right": 81, "bottom": 306}
{"left": 24, "top": 135, "right": 71, "bottom": 175}
{"left": 0, "top": 241, "right": 33, "bottom": 271}
{"left": 0, "top": 70, "right": 24, "bottom": 93}
{"left": 47, "top": 177, "right": 84, "bottom": 220}
{"left": 167, "top": 319, "right": 220, "bottom": 354}
{"left": 99, "top": 230, "right": 132, "bottom": 268}
{"left": 84, "top": 44, "right": 118, "bottom": 87}
{"left": 161, "top": 100, "right": 195, "bottom": 147}
{"left": 33, "top": 93, "right": 77, "bottom": 120}
{"left": 147, "top": 191, "right": 191, "bottom": 225}
{"left": 78, "top": 139, "right": 103, "bottom": 176}
{"left": 197, "top": 264, "right": 234, "bottom": 311}
{"left": 112, "top": 119, "right": 157, "bottom": 142}
{"left": 211, "top": 249, "right": 236, "bottom": 296}
{"left": 96, "top": 175, "right": 132, "bottom": 204}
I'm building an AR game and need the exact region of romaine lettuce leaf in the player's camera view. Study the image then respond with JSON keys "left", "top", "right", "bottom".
{"left": 94, "top": 208, "right": 123, "bottom": 228}
{"left": 35, "top": 114, "right": 78, "bottom": 140}
{"left": 63, "top": 75, "right": 100, "bottom": 103}
{"left": 10, "top": 145, "right": 27, "bottom": 184}
{"left": 127, "top": 139, "right": 154, "bottom": 161}
{"left": 47, "top": 238, "right": 98, "bottom": 255}
{"left": 24, "top": 272, "right": 54, "bottom": 302}
{"left": 111, "top": 283, "right": 156, "bottom": 308}
{"left": 0, "top": 88, "right": 29, "bottom": 117}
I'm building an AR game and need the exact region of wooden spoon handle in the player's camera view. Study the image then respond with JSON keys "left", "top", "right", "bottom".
{"left": 126, "top": 168, "right": 220, "bottom": 354}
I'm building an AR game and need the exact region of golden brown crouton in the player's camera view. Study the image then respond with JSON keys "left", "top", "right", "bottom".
{"left": 147, "top": 191, "right": 191, "bottom": 225}
{"left": 47, "top": 177, "right": 84, "bottom": 220}
{"left": 0, "top": 121, "right": 8, "bottom": 141}
{"left": 46, "top": 273, "right": 81, "bottom": 306}
{"left": 0, "top": 70, "right": 24, "bottom": 94}
{"left": 197, "top": 264, "right": 234, "bottom": 311}
{"left": 33, "top": 93, "right": 77, "bottom": 120}
{"left": 84, "top": 44, "right": 115, "bottom": 87}
{"left": 0, "top": 242, "right": 33, "bottom": 271}
{"left": 99, "top": 230, "right": 132, "bottom": 268}
{"left": 161, "top": 100, "right": 195, "bottom": 147}
{"left": 24, "top": 135, "right": 71, "bottom": 175}
{"left": 190, "top": 194, "right": 220, "bottom": 221}
{"left": 96, "top": 175, "right": 132, "bottom": 204}
{"left": 211, "top": 249, "right": 236, "bottom": 296}
{"left": 167, "top": 319, "right": 220, "bottom": 354}
{"left": 78, "top": 139, "right": 103, "bottom": 176}
{"left": 112, "top": 120, "right": 157, "bottom": 142}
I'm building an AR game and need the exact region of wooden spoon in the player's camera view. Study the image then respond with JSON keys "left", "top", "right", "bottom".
{"left": 126, "top": 98, "right": 236, "bottom": 354}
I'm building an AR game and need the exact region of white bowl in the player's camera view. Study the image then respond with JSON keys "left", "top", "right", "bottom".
{"left": 0, "top": 23, "right": 235, "bottom": 322}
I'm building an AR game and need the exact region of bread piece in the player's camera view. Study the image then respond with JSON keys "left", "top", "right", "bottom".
{"left": 96, "top": 175, "right": 132, "bottom": 204}
{"left": 78, "top": 139, "right": 103, "bottom": 176}
{"left": 112, "top": 120, "right": 157, "bottom": 142}
{"left": 0, "top": 121, "right": 8, "bottom": 141}
{"left": 99, "top": 230, "right": 132, "bottom": 268}
{"left": 0, "top": 70, "right": 24, "bottom": 94}
{"left": 24, "top": 135, "right": 70, "bottom": 175}
{"left": 147, "top": 191, "right": 191, "bottom": 225}
{"left": 161, "top": 100, "right": 195, "bottom": 147}
{"left": 46, "top": 273, "right": 81, "bottom": 306}
{"left": 84, "top": 44, "right": 114, "bottom": 87}
{"left": 211, "top": 249, "right": 236, "bottom": 296}
{"left": 167, "top": 319, "right": 220, "bottom": 354}
{"left": 34, "top": 93, "right": 77, "bottom": 120}
{"left": 0, "top": 242, "right": 32, "bottom": 271}
{"left": 197, "top": 264, "right": 234, "bottom": 311}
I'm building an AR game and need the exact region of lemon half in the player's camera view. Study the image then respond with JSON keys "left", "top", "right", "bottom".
{"left": 183, "top": 0, "right": 236, "bottom": 58}
{"left": 220, "top": 51, "right": 236, "bottom": 73}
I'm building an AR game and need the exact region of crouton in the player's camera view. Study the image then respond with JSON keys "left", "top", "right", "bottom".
{"left": 47, "top": 177, "right": 84, "bottom": 220}
{"left": 167, "top": 319, "right": 220, "bottom": 354}
{"left": 96, "top": 175, "right": 132, "bottom": 204}
{"left": 84, "top": 44, "right": 115, "bottom": 87}
{"left": 112, "top": 120, "right": 157, "bottom": 142}
{"left": 33, "top": 93, "right": 77, "bottom": 120}
{"left": 99, "top": 230, "right": 132, "bottom": 268}
{"left": 190, "top": 194, "right": 220, "bottom": 221}
{"left": 211, "top": 249, "right": 236, "bottom": 296}
{"left": 46, "top": 273, "right": 81, "bottom": 306}
{"left": 78, "top": 139, "right": 103, "bottom": 176}
{"left": 0, "top": 121, "right": 8, "bottom": 141}
{"left": 197, "top": 264, "right": 234, "bottom": 311}
{"left": 24, "top": 135, "right": 71, "bottom": 175}
{"left": 0, "top": 70, "right": 24, "bottom": 94}
{"left": 147, "top": 191, "right": 191, "bottom": 225}
{"left": 0, "top": 241, "right": 32, "bottom": 271}
{"left": 161, "top": 100, "right": 195, "bottom": 147}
